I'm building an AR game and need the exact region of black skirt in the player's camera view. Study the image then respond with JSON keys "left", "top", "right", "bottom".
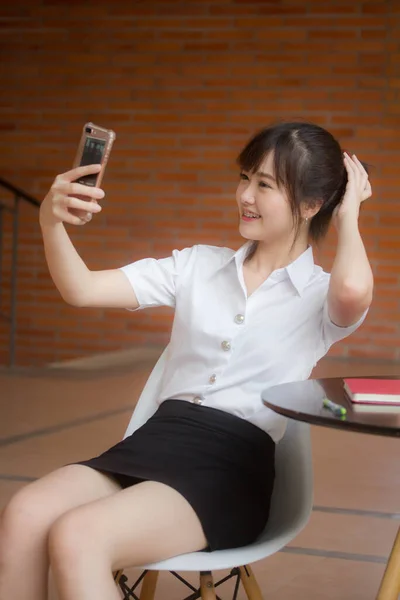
{"left": 77, "top": 399, "right": 275, "bottom": 551}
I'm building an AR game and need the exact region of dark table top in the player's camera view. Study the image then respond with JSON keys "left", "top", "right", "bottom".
{"left": 262, "top": 377, "right": 400, "bottom": 438}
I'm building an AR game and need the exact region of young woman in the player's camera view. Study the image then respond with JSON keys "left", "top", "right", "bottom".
{"left": 0, "top": 121, "right": 373, "bottom": 600}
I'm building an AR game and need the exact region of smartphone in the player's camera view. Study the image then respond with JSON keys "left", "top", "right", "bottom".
{"left": 73, "top": 122, "right": 116, "bottom": 188}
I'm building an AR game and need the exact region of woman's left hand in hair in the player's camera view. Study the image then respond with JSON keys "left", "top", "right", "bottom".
{"left": 332, "top": 152, "right": 372, "bottom": 227}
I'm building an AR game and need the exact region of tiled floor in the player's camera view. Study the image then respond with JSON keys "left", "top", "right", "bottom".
{"left": 1, "top": 352, "right": 399, "bottom": 599}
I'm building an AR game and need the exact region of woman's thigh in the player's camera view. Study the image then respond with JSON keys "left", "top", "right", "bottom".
{"left": 50, "top": 480, "right": 208, "bottom": 570}
{"left": 1, "top": 464, "right": 121, "bottom": 536}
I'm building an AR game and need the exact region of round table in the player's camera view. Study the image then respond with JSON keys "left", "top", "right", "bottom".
{"left": 262, "top": 377, "right": 400, "bottom": 600}
{"left": 262, "top": 377, "right": 400, "bottom": 438}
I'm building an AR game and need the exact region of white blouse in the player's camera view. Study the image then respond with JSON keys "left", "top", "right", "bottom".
{"left": 120, "top": 242, "right": 367, "bottom": 442}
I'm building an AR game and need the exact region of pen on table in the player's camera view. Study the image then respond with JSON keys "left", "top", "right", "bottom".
{"left": 322, "top": 398, "right": 347, "bottom": 417}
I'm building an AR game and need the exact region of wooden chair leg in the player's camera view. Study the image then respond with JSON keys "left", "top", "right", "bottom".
{"left": 376, "top": 526, "right": 400, "bottom": 600}
{"left": 239, "top": 565, "right": 263, "bottom": 600}
{"left": 200, "top": 571, "right": 217, "bottom": 600}
{"left": 114, "top": 570, "right": 124, "bottom": 585}
{"left": 140, "top": 570, "right": 159, "bottom": 600}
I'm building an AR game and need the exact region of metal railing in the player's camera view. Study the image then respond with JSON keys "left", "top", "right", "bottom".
{"left": 0, "top": 177, "right": 40, "bottom": 366}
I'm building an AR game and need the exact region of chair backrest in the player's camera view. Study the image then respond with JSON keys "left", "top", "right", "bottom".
{"left": 123, "top": 347, "right": 169, "bottom": 439}
{"left": 263, "top": 418, "right": 313, "bottom": 540}
{"left": 124, "top": 346, "right": 313, "bottom": 541}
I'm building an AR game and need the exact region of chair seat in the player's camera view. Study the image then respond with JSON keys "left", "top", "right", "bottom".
{"left": 139, "top": 516, "right": 307, "bottom": 572}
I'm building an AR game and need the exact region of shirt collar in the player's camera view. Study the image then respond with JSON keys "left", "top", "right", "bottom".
{"left": 218, "top": 241, "right": 315, "bottom": 297}
{"left": 285, "top": 245, "right": 315, "bottom": 296}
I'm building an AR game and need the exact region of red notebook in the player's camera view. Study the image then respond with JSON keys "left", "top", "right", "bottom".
{"left": 344, "top": 378, "right": 400, "bottom": 405}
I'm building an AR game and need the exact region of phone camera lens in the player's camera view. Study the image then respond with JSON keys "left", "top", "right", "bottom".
{"left": 85, "top": 127, "right": 92, "bottom": 133}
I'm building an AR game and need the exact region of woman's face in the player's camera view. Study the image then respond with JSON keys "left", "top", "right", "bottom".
{"left": 236, "top": 152, "right": 296, "bottom": 244}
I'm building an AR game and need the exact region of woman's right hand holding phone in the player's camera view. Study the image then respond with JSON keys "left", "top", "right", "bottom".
{"left": 39, "top": 164, "right": 105, "bottom": 228}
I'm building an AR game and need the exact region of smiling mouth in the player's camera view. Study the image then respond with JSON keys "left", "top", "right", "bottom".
{"left": 242, "top": 211, "right": 261, "bottom": 220}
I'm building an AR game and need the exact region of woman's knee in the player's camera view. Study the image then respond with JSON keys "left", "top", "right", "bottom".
{"left": 48, "top": 508, "right": 102, "bottom": 570}
{"left": 48, "top": 502, "right": 153, "bottom": 572}
{"left": 2, "top": 485, "right": 47, "bottom": 535}
{"left": 0, "top": 484, "right": 53, "bottom": 560}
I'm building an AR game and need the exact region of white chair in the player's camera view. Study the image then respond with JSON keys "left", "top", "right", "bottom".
{"left": 115, "top": 348, "right": 314, "bottom": 600}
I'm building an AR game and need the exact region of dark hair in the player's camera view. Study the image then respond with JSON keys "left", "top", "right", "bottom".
{"left": 237, "top": 121, "right": 369, "bottom": 246}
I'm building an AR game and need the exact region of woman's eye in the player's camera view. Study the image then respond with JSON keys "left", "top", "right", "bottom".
{"left": 239, "top": 173, "right": 271, "bottom": 189}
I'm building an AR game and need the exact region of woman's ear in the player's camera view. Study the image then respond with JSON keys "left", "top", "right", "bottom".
{"left": 302, "top": 198, "right": 323, "bottom": 221}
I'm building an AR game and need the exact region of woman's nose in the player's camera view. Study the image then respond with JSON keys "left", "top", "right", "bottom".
{"left": 241, "top": 188, "right": 255, "bottom": 204}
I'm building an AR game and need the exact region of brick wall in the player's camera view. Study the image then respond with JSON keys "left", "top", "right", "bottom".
{"left": 0, "top": 0, "right": 399, "bottom": 365}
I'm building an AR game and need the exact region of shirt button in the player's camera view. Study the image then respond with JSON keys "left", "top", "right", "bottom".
{"left": 192, "top": 396, "right": 203, "bottom": 405}
{"left": 234, "top": 314, "right": 245, "bottom": 324}
{"left": 209, "top": 374, "right": 217, "bottom": 384}
{"left": 221, "top": 341, "right": 231, "bottom": 351}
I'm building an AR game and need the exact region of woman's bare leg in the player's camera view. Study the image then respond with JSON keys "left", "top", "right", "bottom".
{"left": 49, "top": 480, "right": 207, "bottom": 600}
{"left": 0, "top": 465, "right": 120, "bottom": 600}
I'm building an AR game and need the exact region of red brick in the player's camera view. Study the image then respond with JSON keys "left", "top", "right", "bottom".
{"left": 209, "top": 4, "right": 270, "bottom": 15}
{"left": 288, "top": 16, "right": 385, "bottom": 27}
{"left": 308, "top": 30, "right": 358, "bottom": 40}
{"left": 333, "top": 64, "right": 385, "bottom": 76}
{"left": 338, "top": 40, "right": 386, "bottom": 52}
{"left": 362, "top": 2, "right": 388, "bottom": 14}
{"left": 348, "top": 347, "right": 397, "bottom": 360}
{"left": 308, "top": 4, "right": 358, "bottom": 14}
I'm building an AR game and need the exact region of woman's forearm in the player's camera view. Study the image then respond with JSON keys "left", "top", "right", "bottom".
{"left": 327, "top": 213, "right": 373, "bottom": 326}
